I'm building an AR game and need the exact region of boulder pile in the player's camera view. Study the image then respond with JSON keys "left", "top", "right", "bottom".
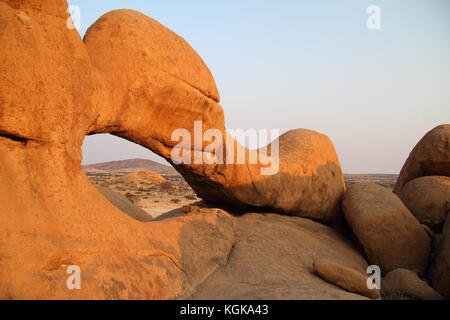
{"left": 338, "top": 125, "right": 449, "bottom": 299}
{"left": 342, "top": 182, "right": 430, "bottom": 276}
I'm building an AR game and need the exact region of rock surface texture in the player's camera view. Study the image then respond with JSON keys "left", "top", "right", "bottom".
{"left": 399, "top": 176, "right": 450, "bottom": 231}
{"left": 342, "top": 183, "right": 430, "bottom": 276}
{"left": 190, "top": 213, "right": 369, "bottom": 300}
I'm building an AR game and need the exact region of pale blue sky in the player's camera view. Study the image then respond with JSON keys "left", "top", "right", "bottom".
{"left": 73, "top": 0, "right": 450, "bottom": 173}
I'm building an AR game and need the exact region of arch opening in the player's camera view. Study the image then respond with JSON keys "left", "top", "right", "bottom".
{"left": 81, "top": 133, "right": 200, "bottom": 221}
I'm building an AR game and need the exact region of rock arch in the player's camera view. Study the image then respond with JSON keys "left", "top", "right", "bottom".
{"left": 0, "top": 0, "right": 346, "bottom": 298}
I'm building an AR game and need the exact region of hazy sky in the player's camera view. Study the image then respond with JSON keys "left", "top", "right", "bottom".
{"left": 72, "top": 0, "right": 450, "bottom": 173}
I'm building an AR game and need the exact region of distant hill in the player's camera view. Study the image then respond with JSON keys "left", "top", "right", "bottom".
{"left": 106, "top": 170, "right": 167, "bottom": 185}
{"left": 82, "top": 159, "right": 179, "bottom": 176}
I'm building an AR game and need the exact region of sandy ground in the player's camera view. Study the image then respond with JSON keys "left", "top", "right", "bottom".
{"left": 86, "top": 170, "right": 200, "bottom": 220}
{"left": 86, "top": 169, "right": 398, "bottom": 221}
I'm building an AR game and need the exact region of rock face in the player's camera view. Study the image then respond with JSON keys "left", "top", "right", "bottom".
{"left": 382, "top": 269, "right": 443, "bottom": 300}
{"left": 190, "top": 213, "right": 370, "bottom": 300}
{"left": 342, "top": 183, "right": 430, "bottom": 276}
{"left": 429, "top": 213, "right": 450, "bottom": 299}
{"left": 313, "top": 259, "right": 380, "bottom": 299}
{"left": 394, "top": 124, "right": 450, "bottom": 195}
{"left": 399, "top": 176, "right": 450, "bottom": 231}
{"left": 0, "top": 0, "right": 346, "bottom": 299}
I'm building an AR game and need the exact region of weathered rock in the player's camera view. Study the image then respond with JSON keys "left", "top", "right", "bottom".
{"left": 0, "top": 1, "right": 237, "bottom": 299}
{"left": 174, "top": 129, "right": 346, "bottom": 223}
{"left": 342, "top": 183, "right": 430, "bottom": 276}
{"left": 4, "top": 0, "right": 69, "bottom": 18}
{"left": 394, "top": 124, "right": 450, "bottom": 195}
{"left": 95, "top": 186, "right": 152, "bottom": 222}
{"left": 83, "top": 9, "right": 345, "bottom": 223}
{"left": 399, "top": 176, "right": 450, "bottom": 231}
{"left": 313, "top": 259, "right": 380, "bottom": 299}
{"left": 382, "top": 269, "right": 443, "bottom": 300}
{"left": 0, "top": 0, "right": 346, "bottom": 298}
{"left": 190, "top": 213, "right": 370, "bottom": 300}
{"left": 429, "top": 213, "right": 450, "bottom": 299}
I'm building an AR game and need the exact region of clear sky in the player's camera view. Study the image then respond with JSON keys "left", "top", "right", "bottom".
{"left": 72, "top": 0, "right": 450, "bottom": 173}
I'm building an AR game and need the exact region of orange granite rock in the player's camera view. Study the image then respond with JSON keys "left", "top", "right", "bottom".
{"left": 399, "top": 176, "right": 450, "bottom": 231}
{"left": 83, "top": 9, "right": 346, "bottom": 222}
{"left": 0, "top": 1, "right": 236, "bottom": 299}
{"left": 394, "top": 124, "right": 450, "bottom": 195}
{"left": 342, "top": 183, "right": 431, "bottom": 276}
{"left": 313, "top": 259, "right": 380, "bottom": 299}
{"left": 0, "top": 0, "right": 347, "bottom": 299}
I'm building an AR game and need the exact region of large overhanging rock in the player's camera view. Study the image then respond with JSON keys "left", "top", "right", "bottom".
{"left": 83, "top": 9, "right": 346, "bottom": 223}
{"left": 0, "top": 0, "right": 345, "bottom": 298}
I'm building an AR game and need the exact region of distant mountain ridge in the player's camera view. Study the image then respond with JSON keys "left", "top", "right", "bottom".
{"left": 82, "top": 158, "right": 178, "bottom": 175}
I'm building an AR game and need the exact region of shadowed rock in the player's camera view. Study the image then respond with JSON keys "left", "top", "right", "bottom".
{"left": 313, "top": 259, "right": 380, "bottom": 299}
{"left": 382, "top": 269, "right": 443, "bottom": 300}
{"left": 342, "top": 183, "right": 430, "bottom": 276}
{"left": 399, "top": 176, "right": 450, "bottom": 232}
{"left": 95, "top": 186, "right": 152, "bottom": 222}
{"left": 429, "top": 212, "right": 450, "bottom": 299}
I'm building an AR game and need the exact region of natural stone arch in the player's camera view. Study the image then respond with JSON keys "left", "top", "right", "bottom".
{"left": 0, "top": 0, "right": 235, "bottom": 299}
{"left": 83, "top": 8, "right": 346, "bottom": 223}
{"left": 0, "top": 0, "right": 346, "bottom": 298}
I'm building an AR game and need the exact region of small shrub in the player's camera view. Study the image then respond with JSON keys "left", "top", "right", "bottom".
{"left": 125, "top": 192, "right": 134, "bottom": 204}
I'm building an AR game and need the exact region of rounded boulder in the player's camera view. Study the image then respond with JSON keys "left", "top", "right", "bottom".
{"left": 394, "top": 124, "right": 450, "bottom": 195}
{"left": 342, "top": 183, "right": 430, "bottom": 275}
{"left": 399, "top": 176, "right": 450, "bottom": 231}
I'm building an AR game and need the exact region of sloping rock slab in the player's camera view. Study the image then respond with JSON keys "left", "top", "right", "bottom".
{"left": 190, "top": 213, "right": 369, "bottom": 300}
